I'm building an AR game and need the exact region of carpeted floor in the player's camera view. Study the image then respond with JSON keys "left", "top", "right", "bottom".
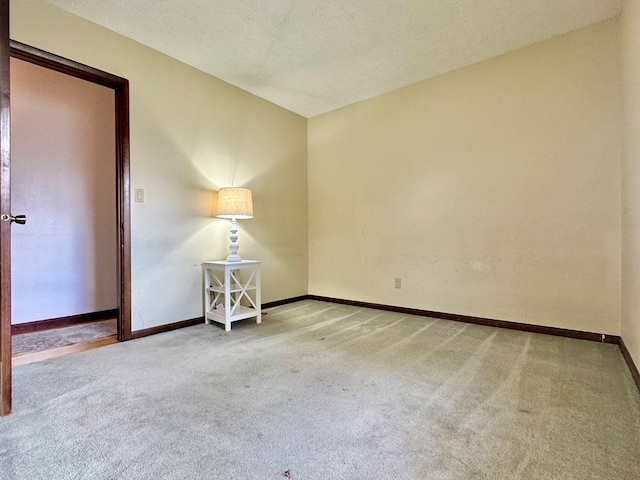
{"left": 12, "top": 319, "right": 117, "bottom": 356}
{"left": 1, "top": 300, "right": 639, "bottom": 479}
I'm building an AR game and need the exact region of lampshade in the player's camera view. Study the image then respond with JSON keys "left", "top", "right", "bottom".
{"left": 216, "top": 187, "right": 253, "bottom": 219}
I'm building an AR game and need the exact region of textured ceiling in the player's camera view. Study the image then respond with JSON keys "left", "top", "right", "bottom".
{"left": 42, "top": 0, "right": 621, "bottom": 117}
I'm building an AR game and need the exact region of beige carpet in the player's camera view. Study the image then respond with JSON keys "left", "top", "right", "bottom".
{"left": 12, "top": 319, "right": 117, "bottom": 356}
{"left": 1, "top": 300, "right": 639, "bottom": 479}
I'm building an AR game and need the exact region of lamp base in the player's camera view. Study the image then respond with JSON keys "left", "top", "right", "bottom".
{"left": 226, "top": 217, "right": 242, "bottom": 263}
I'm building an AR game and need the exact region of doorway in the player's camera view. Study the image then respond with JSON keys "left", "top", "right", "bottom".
{"left": 0, "top": 41, "right": 131, "bottom": 415}
{"left": 10, "top": 56, "right": 118, "bottom": 361}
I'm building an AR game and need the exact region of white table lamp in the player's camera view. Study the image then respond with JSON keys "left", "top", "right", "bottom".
{"left": 216, "top": 187, "right": 253, "bottom": 262}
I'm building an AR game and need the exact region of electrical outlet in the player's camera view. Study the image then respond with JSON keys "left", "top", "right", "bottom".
{"left": 394, "top": 277, "right": 401, "bottom": 289}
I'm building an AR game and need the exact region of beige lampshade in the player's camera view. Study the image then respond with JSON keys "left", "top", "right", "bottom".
{"left": 216, "top": 187, "right": 253, "bottom": 219}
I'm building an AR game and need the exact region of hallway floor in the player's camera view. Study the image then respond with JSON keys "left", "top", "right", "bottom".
{"left": 12, "top": 319, "right": 117, "bottom": 356}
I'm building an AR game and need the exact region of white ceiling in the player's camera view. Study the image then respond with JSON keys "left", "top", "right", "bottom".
{"left": 43, "top": 0, "right": 621, "bottom": 118}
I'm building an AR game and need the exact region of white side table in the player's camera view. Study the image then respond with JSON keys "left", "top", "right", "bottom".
{"left": 203, "top": 260, "right": 261, "bottom": 331}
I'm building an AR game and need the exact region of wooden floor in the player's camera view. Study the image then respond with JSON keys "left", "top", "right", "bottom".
{"left": 12, "top": 335, "right": 118, "bottom": 366}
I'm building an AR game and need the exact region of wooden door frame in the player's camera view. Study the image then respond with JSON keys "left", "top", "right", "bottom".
{"left": 0, "top": 40, "right": 131, "bottom": 415}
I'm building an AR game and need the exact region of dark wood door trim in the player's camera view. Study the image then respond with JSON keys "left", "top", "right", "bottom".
{"left": 8, "top": 41, "right": 132, "bottom": 345}
{"left": 10, "top": 41, "right": 126, "bottom": 89}
{"left": 0, "top": 0, "right": 11, "bottom": 416}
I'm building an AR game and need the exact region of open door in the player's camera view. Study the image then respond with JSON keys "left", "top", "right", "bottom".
{"left": 0, "top": 17, "right": 131, "bottom": 414}
{"left": 1, "top": 0, "right": 12, "bottom": 416}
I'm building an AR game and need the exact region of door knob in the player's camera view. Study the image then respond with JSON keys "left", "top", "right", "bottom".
{"left": 1, "top": 214, "right": 27, "bottom": 225}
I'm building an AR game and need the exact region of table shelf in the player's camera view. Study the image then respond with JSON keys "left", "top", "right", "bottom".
{"left": 206, "top": 286, "right": 257, "bottom": 294}
{"left": 206, "top": 306, "right": 259, "bottom": 322}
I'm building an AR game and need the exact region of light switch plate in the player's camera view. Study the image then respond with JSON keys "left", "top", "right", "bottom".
{"left": 134, "top": 188, "right": 145, "bottom": 203}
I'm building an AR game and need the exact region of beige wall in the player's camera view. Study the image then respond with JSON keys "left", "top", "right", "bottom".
{"left": 10, "top": 0, "right": 625, "bottom": 339}
{"left": 11, "top": 58, "right": 116, "bottom": 324}
{"left": 11, "top": 0, "right": 308, "bottom": 330}
{"left": 308, "top": 19, "right": 621, "bottom": 334}
{"left": 622, "top": 0, "right": 640, "bottom": 367}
